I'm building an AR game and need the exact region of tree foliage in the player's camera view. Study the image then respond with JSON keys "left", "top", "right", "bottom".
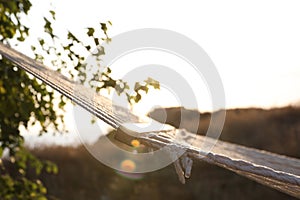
{"left": 0, "top": 0, "right": 159, "bottom": 199}
{"left": 0, "top": 0, "right": 59, "bottom": 199}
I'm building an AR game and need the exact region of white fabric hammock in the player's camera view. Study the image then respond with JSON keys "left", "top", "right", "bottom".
{"left": 0, "top": 42, "right": 299, "bottom": 198}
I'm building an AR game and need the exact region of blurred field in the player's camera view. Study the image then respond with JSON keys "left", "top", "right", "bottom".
{"left": 30, "top": 106, "right": 299, "bottom": 200}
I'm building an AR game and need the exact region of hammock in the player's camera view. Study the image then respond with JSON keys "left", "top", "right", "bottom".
{"left": 0, "top": 42, "right": 299, "bottom": 198}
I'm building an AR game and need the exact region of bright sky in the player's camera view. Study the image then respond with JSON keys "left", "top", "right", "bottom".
{"left": 18, "top": 0, "right": 300, "bottom": 146}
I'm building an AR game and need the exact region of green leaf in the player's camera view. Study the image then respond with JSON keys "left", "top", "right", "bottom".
{"left": 38, "top": 39, "right": 45, "bottom": 46}
{"left": 134, "top": 93, "right": 141, "bottom": 103}
{"left": 145, "top": 77, "right": 160, "bottom": 89}
{"left": 17, "top": 35, "right": 25, "bottom": 41}
{"left": 85, "top": 45, "right": 91, "bottom": 51}
{"left": 139, "top": 85, "right": 149, "bottom": 93}
{"left": 106, "top": 67, "right": 111, "bottom": 73}
{"left": 67, "top": 31, "right": 80, "bottom": 43}
{"left": 43, "top": 17, "right": 54, "bottom": 38}
{"left": 49, "top": 10, "right": 56, "bottom": 20}
{"left": 134, "top": 82, "right": 142, "bottom": 91}
{"left": 100, "top": 23, "right": 107, "bottom": 33}
{"left": 52, "top": 164, "right": 58, "bottom": 174}
{"left": 31, "top": 45, "right": 36, "bottom": 51}
{"left": 103, "top": 79, "right": 116, "bottom": 88}
{"left": 95, "top": 46, "right": 105, "bottom": 56}
{"left": 87, "top": 27, "right": 95, "bottom": 37}
{"left": 94, "top": 37, "right": 100, "bottom": 46}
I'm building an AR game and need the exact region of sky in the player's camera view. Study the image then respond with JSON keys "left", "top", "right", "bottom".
{"left": 17, "top": 0, "right": 300, "bottom": 146}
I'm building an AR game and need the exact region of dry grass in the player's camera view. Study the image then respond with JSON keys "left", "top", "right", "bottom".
{"left": 28, "top": 106, "right": 300, "bottom": 200}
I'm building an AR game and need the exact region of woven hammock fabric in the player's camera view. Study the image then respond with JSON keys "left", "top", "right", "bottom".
{"left": 0, "top": 42, "right": 299, "bottom": 198}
